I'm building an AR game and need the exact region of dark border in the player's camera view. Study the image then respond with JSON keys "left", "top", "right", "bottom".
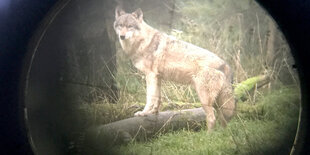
{"left": 256, "top": 0, "right": 310, "bottom": 154}
{"left": 0, "top": 0, "right": 309, "bottom": 154}
{"left": 0, "top": 0, "right": 58, "bottom": 154}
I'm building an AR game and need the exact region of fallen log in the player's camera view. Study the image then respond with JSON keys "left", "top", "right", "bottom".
{"left": 234, "top": 75, "right": 270, "bottom": 101}
{"left": 84, "top": 108, "right": 206, "bottom": 152}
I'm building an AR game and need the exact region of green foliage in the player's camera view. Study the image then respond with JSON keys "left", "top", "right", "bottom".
{"left": 110, "top": 86, "right": 300, "bottom": 155}
{"left": 237, "top": 85, "right": 300, "bottom": 120}
{"left": 75, "top": 85, "right": 299, "bottom": 154}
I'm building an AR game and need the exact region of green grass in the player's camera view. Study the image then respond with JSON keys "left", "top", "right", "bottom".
{"left": 101, "top": 86, "right": 300, "bottom": 155}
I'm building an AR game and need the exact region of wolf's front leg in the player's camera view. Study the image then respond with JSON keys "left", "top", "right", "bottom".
{"left": 134, "top": 73, "right": 161, "bottom": 116}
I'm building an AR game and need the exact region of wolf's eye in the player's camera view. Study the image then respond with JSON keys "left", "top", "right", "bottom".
{"left": 117, "top": 23, "right": 123, "bottom": 27}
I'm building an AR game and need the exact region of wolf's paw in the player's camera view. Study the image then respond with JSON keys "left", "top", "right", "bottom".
{"left": 134, "top": 111, "right": 148, "bottom": 117}
{"left": 134, "top": 110, "right": 159, "bottom": 117}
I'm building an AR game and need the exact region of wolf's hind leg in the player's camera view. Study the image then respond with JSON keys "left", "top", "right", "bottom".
{"left": 216, "top": 82, "right": 235, "bottom": 127}
{"left": 196, "top": 89, "right": 218, "bottom": 132}
{"left": 193, "top": 72, "right": 224, "bottom": 132}
{"left": 134, "top": 73, "right": 161, "bottom": 116}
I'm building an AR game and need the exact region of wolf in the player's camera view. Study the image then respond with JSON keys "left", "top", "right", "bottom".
{"left": 114, "top": 7, "right": 236, "bottom": 131}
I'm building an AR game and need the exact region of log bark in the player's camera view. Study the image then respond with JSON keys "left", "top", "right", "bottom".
{"left": 84, "top": 108, "right": 206, "bottom": 151}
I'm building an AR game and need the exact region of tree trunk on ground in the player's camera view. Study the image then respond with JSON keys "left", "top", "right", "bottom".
{"left": 234, "top": 74, "right": 270, "bottom": 101}
{"left": 84, "top": 108, "right": 206, "bottom": 152}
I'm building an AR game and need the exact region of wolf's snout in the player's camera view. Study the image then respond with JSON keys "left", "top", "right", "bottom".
{"left": 120, "top": 35, "right": 125, "bottom": 40}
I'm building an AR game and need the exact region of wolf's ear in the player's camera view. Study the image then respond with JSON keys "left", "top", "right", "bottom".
{"left": 132, "top": 8, "right": 143, "bottom": 22}
{"left": 115, "top": 6, "right": 125, "bottom": 19}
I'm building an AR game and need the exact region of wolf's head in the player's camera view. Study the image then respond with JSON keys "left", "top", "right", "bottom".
{"left": 114, "top": 7, "right": 143, "bottom": 41}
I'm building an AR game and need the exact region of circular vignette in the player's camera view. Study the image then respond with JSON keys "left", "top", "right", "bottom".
{"left": 256, "top": 0, "right": 310, "bottom": 154}
{"left": 16, "top": 0, "right": 310, "bottom": 154}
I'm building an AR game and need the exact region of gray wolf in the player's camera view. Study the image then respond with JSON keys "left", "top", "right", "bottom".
{"left": 114, "top": 7, "right": 236, "bottom": 131}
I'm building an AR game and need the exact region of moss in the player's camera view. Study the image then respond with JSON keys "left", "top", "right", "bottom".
{"left": 234, "top": 75, "right": 267, "bottom": 100}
